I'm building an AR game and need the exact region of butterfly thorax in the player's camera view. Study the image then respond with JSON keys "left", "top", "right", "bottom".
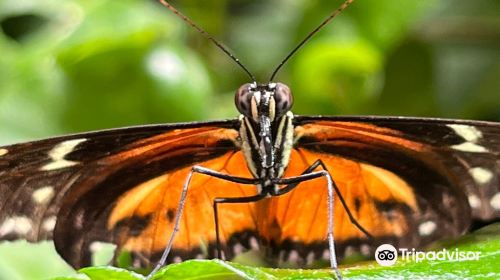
{"left": 235, "top": 82, "right": 295, "bottom": 194}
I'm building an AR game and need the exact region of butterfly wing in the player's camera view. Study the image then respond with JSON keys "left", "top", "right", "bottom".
{"left": 2, "top": 116, "right": 498, "bottom": 268}
{"left": 0, "top": 123, "right": 199, "bottom": 241}
{"left": 0, "top": 120, "right": 260, "bottom": 268}
{"left": 257, "top": 116, "right": 499, "bottom": 265}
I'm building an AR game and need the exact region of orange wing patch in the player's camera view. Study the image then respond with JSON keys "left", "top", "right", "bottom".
{"left": 264, "top": 119, "right": 473, "bottom": 265}
{"left": 257, "top": 149, "right": 419, "bottom": 248}
{"left": 107, "top": 122, "right": 424, "bottom": 265}
{"left": 295, "top": 121, "right": 427, "bottom": 152}
{"left": 108, "top": 151, "right": 259, "bottom": 263}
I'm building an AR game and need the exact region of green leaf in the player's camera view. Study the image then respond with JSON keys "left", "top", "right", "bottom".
{"left": 51, "top": 223, "right": 499, "bottom": 280}
{"left": 51, "top": 274, "right": 90, "bottom": 280}
{"left": 151, "top": 259, "right": 276, "bottom": 280}
{"left": 79, "top": 266, "right": 143, "bottom": 280}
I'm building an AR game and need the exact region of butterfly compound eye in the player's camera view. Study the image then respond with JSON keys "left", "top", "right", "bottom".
{"left": 235, "top": 83, "right": 254, "bottom": 117}
{"left": 273, "top": 83, "right": 293, "bottom": 117}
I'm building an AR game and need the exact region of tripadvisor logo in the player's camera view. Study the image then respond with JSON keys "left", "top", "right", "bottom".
{"left": 375, "top": 244, "right": 398, "bottom": 266}
{"left": 374, "top": 244, "right": 481, "bottom": 266}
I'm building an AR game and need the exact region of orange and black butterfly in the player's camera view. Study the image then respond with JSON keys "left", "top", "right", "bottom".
{"left": 1, "top": 0, "right": 499, "bottom": 279}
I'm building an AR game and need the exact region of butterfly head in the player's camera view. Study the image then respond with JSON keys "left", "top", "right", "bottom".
{"left": 235, "top": 82, "right": 293, "bottom": 123}
{"left": 235, "top": 82, "right": 295, "bottom": 181}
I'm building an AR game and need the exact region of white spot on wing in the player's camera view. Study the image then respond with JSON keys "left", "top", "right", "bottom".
{"left": 418, "top": 221, "right": 437, "bottom": 236}
{"left": 345, "top": 246, "right": 355, "bottom": 256}
{"left": 0, "top": 148, "right": 7, "bottom": 156}
{"left": 451, "top": 142, "right": 488, "bottom": 153}
{"left": 32, "top": 186, "right": 55, "bottom": 204}
{"left": 173, "top": 256, "right": 182, "bottom": 263}
{"left": 233, "top": 243, "right": 244, "bottom": 255}
{"left": 360, "top": 244, "right": 370, "bottom": 256}
{"left": 287, "top": 250, "right": 299, "bottom": 263}
{"left": 447, "top": 124, "right": 488, "bottom": 152}
{"left": 0, "top": 216, "right": 32, "bottom": 236}
{"left": 41, "top": 138, "right": 87, "bottom": 171}
{"left": 468, "top": 195, "right": 481, "bottom": 209}
{"left": 42, "top": 216, "right": 57, "bottom": 232}
{"left": 469, "top": 167, "right": 494, "bottom": 185}
{"left": 447, "top": 124, "right": 482, "bottom": 143}
{"left": 249, "top": 236, "right": 259, "bottom": 250}
{"left": 490, "top": 193, "right": 500, "bottom": 210}
{"left": 322, "top": 249, "right": 330, "bottom": 260}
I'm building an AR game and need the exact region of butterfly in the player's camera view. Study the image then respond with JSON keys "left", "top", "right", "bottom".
{"left": 1, "top": 0, "right": 500, "bottom": 279}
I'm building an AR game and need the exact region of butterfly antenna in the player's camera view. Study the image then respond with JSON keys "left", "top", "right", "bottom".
{"left": 158, "top": 0, "right": 256, "bottom": 82}
{"left": 269, "top": 0, "right": 355, "bottom": 82}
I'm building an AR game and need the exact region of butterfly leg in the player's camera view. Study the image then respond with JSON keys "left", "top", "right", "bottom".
{"left": 213, "top": 193, "right": 267, "bottom": 259}
{"left": 279, "top": 160, "right": 373, "bottom": 239}
{"left": 147, "top": 165, "right": 259, "bottom": 279}
{"left": 274, "top": 170, "right": 342, "bottom": 280}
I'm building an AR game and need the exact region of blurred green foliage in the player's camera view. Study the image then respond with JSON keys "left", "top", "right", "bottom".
{"left": 0, "top": 0, "right": 499, "bottom": 279}
{"left": 1, "top": 0, "right": 499, "bottom": 145}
